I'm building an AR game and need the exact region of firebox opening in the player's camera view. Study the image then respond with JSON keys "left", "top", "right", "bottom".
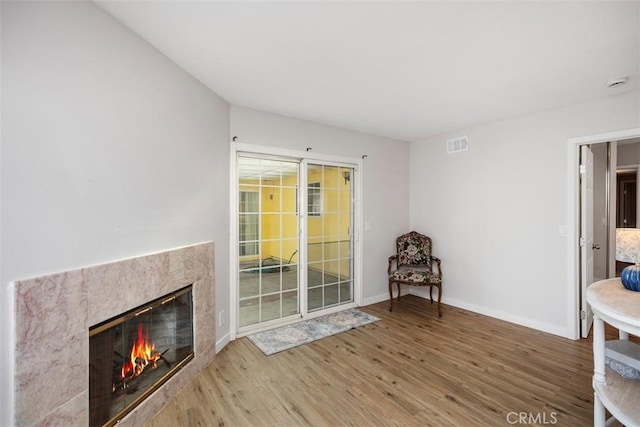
{"left": 89, "top": 285, "right": 194, "bottom": 427}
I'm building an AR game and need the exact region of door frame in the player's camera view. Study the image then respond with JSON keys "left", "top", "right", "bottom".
{"left": 230, "top": 142, "right": 364, "bottom": 340}
{"left": 567, "top": 128, "right": 640, "bottom": 339}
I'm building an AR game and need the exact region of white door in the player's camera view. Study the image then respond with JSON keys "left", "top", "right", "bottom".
{"left": 581, "top": 145, "right": 595, "bottom": 338}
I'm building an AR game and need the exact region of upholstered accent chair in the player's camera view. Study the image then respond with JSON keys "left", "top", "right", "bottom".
{"left": 388, "top": 231, "right": 442, "bottom": 316}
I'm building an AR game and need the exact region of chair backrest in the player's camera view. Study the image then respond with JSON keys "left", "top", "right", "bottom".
{"left": 396, "top": 231, "right": 432, "bottom": 269}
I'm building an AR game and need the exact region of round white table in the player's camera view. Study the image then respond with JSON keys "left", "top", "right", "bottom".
{"left": 587, "top": 278, "right": 640, "bottom": 427}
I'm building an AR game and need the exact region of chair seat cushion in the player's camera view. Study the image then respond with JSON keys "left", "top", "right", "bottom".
{"left": 390, "top": 267, "right": 441, "bottom": 285}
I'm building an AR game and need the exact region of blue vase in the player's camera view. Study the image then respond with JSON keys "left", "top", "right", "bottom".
{"left": 621, "top": 264, "right": 640, "bottom": 292}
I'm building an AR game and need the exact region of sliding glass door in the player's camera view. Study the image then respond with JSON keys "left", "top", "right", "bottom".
{"left": 236, "top": 154, "right": 356, "bottom": 334}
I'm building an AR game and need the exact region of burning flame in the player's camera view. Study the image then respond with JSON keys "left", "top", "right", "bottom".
{"left": 121, "top": 323, "right": 161, "bottom": 380}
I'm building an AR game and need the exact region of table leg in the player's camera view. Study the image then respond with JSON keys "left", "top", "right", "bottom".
{"left": 593, "top": 314, "right": 605, "bottom": 383}
{"left": 593, "top": 313, "right": 606, "bottom": 427}
{"left": 594, "top": 392, "right": 605, "bottom": 427}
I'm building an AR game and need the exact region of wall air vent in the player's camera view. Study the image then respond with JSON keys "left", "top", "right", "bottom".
{"left": 446, "top": 136, "right": 469, "bottom": 154}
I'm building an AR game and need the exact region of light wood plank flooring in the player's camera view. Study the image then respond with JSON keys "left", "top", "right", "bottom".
{"left": 146, "top": 296, "right": 599, "bottom": 427}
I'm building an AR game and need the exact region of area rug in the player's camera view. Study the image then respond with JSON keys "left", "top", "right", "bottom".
{"left": 247, "top": 309, "right": 380, "bottom": 356}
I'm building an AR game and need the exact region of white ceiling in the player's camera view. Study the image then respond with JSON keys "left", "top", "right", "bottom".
{"left": 96, "top": 1, "right": 639, "bottom": 142}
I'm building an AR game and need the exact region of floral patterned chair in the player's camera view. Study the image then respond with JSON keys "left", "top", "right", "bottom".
{"left": 388, "top": 231, "right": 442, "bottom": 316}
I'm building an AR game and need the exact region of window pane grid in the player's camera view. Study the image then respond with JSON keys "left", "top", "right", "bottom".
{"left": 307, "top": 164, "right": 354, "bottom": 313}
{"left": 308, "top": 182, "right": 321, "bottom": 217}
{"left": 238, "top": 156, "right": 300, "bottom": 328}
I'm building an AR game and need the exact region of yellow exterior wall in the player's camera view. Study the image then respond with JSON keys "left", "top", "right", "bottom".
{"left": 307, "top": 166, "right": 352, "bottom": 278}
{"left": 240, "top": 165, "right": 352, "bottom": 279}
{"left": 260, "top": 174, "right": 299, "bottom": 265}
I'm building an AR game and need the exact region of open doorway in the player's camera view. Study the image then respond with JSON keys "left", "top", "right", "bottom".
{"left": 569, "top": 129, "right": 640, "bottom": 340}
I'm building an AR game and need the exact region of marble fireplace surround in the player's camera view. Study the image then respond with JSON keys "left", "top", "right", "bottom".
{"left": 13, "top": 242, "right": 215, "bottom": 426}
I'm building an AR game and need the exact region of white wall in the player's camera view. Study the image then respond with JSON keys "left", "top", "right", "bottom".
{"left": 230, "top": 106, "right": 410, "bottom": 304}
{"left": 1, "top": 2, "right": 230, "bottom": 424}
{"left": 618, "top": 142, "right": 640, "bottom": 165}
{"left": 410, "top": 90, "right": 640, "bottom": 337}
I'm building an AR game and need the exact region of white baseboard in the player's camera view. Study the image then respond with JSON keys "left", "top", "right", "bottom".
{"left": 407, "top": 288, "right": 571, "bottom": 339}
{"left": 361, "top": 292, "right": 390, "bottom": 307}
{"left": 216, "top": 332, "right": 231, "bottom": 353}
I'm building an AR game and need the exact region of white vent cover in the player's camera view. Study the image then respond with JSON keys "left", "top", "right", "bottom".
{"left": 446, "top": 136, "right": 469, "bottom": 154}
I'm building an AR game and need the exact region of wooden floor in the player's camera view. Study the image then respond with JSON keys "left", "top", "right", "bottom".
{"left": 146, "top": 296, "right": 600, "bottom": 427}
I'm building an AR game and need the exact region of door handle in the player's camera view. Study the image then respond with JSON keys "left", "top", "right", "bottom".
{"left": 593, "top": 244, "right": 601, "bottom": 250}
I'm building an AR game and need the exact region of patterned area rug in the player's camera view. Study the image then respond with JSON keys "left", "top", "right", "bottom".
{"left": 247, "top": 308, "right": 380, "bottom": 356}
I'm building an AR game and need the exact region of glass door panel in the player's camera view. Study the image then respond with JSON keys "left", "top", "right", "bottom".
{"left": 238, "top": 190, "right": 259, "bottom": 257}
{"left": 306, "top": 164, "right": 354, "bottom": 313}
{"left": 237, "top": 157, "right": 300, "bottom": 330}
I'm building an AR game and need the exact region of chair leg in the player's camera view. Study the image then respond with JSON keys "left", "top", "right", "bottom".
{"left": 388, "top": 280, "right": 394, "bottom": 311}
{"left": 429, "top": 286, "right": 434, "bottom": 304}
{"left": 436, "top": 284, "right": 442, "bottom": 317}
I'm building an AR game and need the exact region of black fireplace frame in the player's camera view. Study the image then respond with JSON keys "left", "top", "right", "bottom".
{"left": 89, "top": 285, "right": 194, "bottom": 427}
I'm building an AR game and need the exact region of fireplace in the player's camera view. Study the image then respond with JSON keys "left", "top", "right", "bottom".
{"left": 89, "top": 286, "right": 194, "bottom": 426}
{"left": 14, "top": 242, "right": 215, "bottom": 426}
